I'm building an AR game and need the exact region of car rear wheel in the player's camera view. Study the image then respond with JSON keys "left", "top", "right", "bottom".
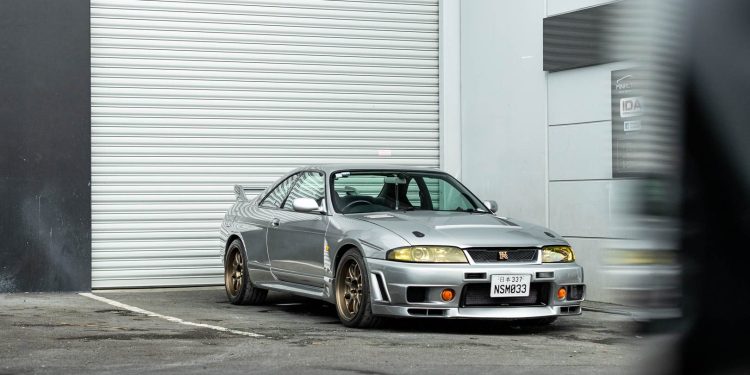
{"left": 335, "top": 249, "right": 381, "bottom": 328}
{"left": 224, "top": 239, "right": 267, "bottom": 305}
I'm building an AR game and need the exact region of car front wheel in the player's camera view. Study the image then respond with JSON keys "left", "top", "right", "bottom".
{"left": 224, "top": 239, "right": 267, "bottom": 305}
{"left": 334, "top": 249, "right": 381, "bottom": 328}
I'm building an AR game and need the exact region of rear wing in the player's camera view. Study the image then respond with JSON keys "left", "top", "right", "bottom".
{"left": 233, "top": 184, "right": 250, "bottom": 201}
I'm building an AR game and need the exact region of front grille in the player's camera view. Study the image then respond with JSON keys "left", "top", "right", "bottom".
{"left": 460, "top": 283, "right": 550, "bottom": 307}
{"left": 466, "top": 248, "right": 538, "bottom": 263}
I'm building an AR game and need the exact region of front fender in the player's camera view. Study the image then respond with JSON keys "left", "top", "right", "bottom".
{"left": 326, "top": 219, "right": 411, "bottom": 274}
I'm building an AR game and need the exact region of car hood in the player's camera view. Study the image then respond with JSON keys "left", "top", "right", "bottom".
{"left": 349, "top": 211, "right": 568, "bottom": 248}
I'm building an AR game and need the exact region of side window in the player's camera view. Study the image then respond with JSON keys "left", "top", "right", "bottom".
{"left": 422, "top": 176, "right": 473, "bottom": 210}
{"left": 438, "top": 186, "right": 473, "bottom": 210}
{"left": 282, "top": 172, "right": 325, "bottom": 211}
{"left": 260, "top": 174, "right": 298, "bottom": 208}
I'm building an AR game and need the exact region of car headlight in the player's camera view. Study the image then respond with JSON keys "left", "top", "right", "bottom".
{"left": 386, "top": 246, "right": 468, "bottom": 263}
{"left": 542, "top": 246, "right": 575, "bottom": 263}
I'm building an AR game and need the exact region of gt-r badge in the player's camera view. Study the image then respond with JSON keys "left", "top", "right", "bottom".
{"left": 498, "top": 251, "right": 509, "bottom": 261}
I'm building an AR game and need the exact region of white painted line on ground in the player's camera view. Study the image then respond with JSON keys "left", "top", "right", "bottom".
{"left": 79, "top": 292, "right": 264, "bottom": 338}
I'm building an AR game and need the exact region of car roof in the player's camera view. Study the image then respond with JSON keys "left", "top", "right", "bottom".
{"left": 298, "top": 164, "right": 444, "bottom": 174}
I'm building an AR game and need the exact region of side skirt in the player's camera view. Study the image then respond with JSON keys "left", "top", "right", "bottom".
{"left": 254, "top": 280, "right": 330, "bottom": 302}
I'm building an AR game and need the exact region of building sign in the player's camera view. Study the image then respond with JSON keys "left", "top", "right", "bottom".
{"left": 611, "top": 69, "right": 644, "bottom": 177}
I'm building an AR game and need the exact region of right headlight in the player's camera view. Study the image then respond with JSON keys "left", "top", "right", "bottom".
{"left": 386, "top": 246, "right": 468, "bottom": 263}
{"left": 542, "top": 246, "right": 575, "bottom": 263}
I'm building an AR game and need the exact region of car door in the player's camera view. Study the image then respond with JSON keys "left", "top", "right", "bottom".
{"left": 251, "top": 173, "right": 300, "bottom": 277}
{"left": 266, "top": 171, "right": 328, "bottom": 288}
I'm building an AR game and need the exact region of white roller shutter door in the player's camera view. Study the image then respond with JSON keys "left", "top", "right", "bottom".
{"left": 91, "top": 0, "right": 440, "bottom": 288}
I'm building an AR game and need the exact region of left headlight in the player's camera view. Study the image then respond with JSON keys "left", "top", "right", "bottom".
{"left": 542, "top": 246, "right": 575, "bottom": 263}
{"left": 386, "top": 246, "right": 468, "bottom": 263}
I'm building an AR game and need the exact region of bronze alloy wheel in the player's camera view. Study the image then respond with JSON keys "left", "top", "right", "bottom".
{"left": 224, "top": 239, "right": 268, "bottom": 305}
{"left": 225, "top": 249, "right": 244, "bottom": 299}
{"left": 336, "top": 258, "right": 363, "bottom": 320}
{"left": 334, "top": 249, "right": 381, "bottom": 327}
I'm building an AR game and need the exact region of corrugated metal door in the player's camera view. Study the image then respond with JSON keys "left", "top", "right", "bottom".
{"left": 91, "top": 0, "right": 440, "bottom": 287}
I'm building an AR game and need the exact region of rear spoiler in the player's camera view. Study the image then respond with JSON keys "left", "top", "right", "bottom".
{"left": 234, "top": 184, "right": 250, "bottom": 201}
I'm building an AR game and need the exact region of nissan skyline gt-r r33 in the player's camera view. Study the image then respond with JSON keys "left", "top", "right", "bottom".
{"left": 219, "top": 165, "right": 585, "bottom": 328}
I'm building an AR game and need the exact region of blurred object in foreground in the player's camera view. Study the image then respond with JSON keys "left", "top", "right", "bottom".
{"left": 676, "top": 0, "right": 750, "bottom": 373}
{"left": 602, "top": 0, "right": 685, "bottom": 329}
{"left": 603, "top": 0, "right": 750, "bottom": 372}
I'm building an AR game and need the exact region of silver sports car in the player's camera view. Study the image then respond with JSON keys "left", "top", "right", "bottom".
{"left": 219, "top": 165, "right": 585, "bottom": 327}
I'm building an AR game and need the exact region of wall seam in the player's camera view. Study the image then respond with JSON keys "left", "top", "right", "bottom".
{"left": 544, "top": 0, "right": 550, "bottom": 227}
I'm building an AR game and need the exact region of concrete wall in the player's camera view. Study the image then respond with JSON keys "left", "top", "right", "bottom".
{"left": 459, "top": 0, "right": 548, "bottom": 225}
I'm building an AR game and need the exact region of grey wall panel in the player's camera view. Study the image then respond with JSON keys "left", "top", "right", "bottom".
{"left": 549, "top": 179, "right": 638, "bottom": 239}
{"left": 549, "top": 121, "right": 612, "bottom": 181}
{"left": 0, "top": 0, "right": 91, "bottom": 292}
{"left": 547, "top": 62, "right": 632, "bottom": 125}
{"left": 546, "top": 0, "right": 615, "bottom": 17}
{"left": 91, "top": 0, "right": 439, "bottom": 288}
{"left": 549, "top": 180, "right": 612, "bottom": 238}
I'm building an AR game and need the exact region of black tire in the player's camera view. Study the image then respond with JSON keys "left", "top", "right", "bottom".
{"left": 334, "top": 249, "right": 381, "bottom": 328}
{"left": 224, "top": 239, "right": 267, "bottom": 305}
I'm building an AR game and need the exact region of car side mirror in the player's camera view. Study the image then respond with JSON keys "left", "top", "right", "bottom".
{"left": 292, "top": 197, "right": 324, "bottom": 213}
{"left": 483, "top": 200, "right": 498, "bottom": 214}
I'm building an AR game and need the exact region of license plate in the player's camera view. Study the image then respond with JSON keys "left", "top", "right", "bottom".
{"left": 490, "top": 274, "right": 531, "bottom": 297}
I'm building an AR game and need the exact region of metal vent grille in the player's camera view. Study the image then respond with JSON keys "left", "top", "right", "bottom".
{"left": 466, "top": 249, "right": 538, "bottom": 263}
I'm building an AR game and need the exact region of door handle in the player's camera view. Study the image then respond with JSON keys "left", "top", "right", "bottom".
{"left": 271, "top": 218, "right": 280, "bottom": 227}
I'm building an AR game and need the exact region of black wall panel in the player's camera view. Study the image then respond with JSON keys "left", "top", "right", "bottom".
{"left": 0, "top": 1, "right": 91, "bottom": 291}
{"left": 543, "top": 2, "right": 623, "bottom": 72}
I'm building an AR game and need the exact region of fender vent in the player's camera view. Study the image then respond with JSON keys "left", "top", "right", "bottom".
{"left": 373, "top": 273, "right": 389, "bottom": 302}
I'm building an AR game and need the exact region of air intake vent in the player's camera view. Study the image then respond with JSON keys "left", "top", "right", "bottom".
{"left": 407, "top": 309, "right": 446, "bottom": 316}
{"left": 464, "top": 273, "right": 487, "bottom": 280}
{"left": 467, "top": 248, "right": 538, "bottom": 263}
{"left": 406, "top": 287, "right": 428, "bottom": 303}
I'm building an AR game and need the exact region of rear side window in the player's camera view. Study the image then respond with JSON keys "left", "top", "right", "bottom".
{"left": 260, "top": 174, "right": 298, "bottom": 208}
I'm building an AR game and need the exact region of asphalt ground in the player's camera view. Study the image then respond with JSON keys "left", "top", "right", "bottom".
{"left": 0, "top": 287, "right": 677, "bottom": 374}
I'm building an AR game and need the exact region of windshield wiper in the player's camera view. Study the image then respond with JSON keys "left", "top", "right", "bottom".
{"left": 457, "top": 207, "right": 489, "bottom": 214}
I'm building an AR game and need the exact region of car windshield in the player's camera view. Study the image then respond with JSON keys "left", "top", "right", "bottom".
{"left": 331, "top": 171, "right": 488, "bottom": 214}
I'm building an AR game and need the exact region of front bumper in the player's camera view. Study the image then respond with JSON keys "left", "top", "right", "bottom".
{"left": 366, "top": 258, "right": 585, "bottom": 319}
